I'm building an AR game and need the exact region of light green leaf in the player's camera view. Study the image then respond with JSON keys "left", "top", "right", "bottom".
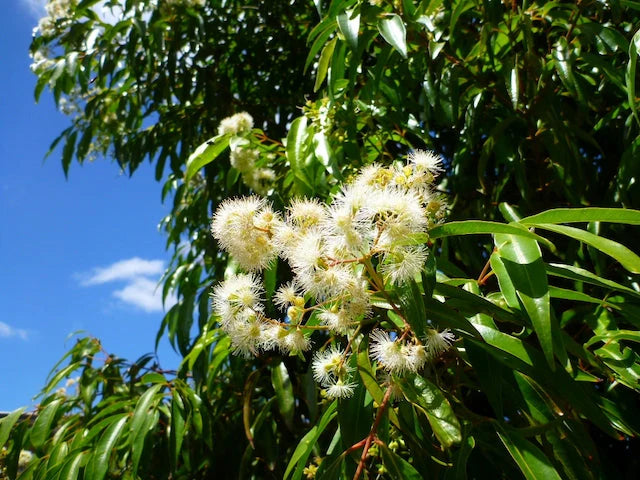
{"left": 272, "top": 362, "right": 295, "bottom": 431}
{"left": 378, "top": 14, "right": 408, "bottom": 58}
{"left": 140, "top": 372, "right": 167, "bottom": 384}
{"left": 337, "top": 10, "right": 360, "bottom": 51}
{"left": 285, "top": 401, "right": 337, "bottom": 480}
{"left": 430, "top": 221, "right": 555, "bottom": 251}
{"left": 31, "top": 398, "right": 62, "bottom": 449}
{"left": 495, "top": 233, "right": 555, "bottom": 370}
{"left": 129, "top": 383, "right": 163, "bottom": 441}
{"left": 379, "top": 442, "right": 423, "bottom": 479}
{"left": 184, "top": 134, "right": 229, "bottom": 182}
{"left": 496, "top": 424, "right": 563, "bottom": 480}
{"left": 315, "top": 36, "right": 337, "bottom": 91}
{"left": 533, "top": 223, "right": 640, "bottom": 273}
{"left": 170, "top": 392, "right": 187, "bottom": 470}
{"left": 357, "top": 345, "right": 400, "bottom": 428}
{"left": 401, "top": 375, "right": 462, "bottom": 448}
{"left": 286, "top": 116, "right": 308, "bottom": 173}
{"left": 520, "top": 208, "right": 640, "bottom": 225}
{"left": 585, "top": 329, "right": 640, "bottom": 348}
{"left": 0, "top": 407, "right": 25, "bottom": 450}
{"left": 546, "top": 263, "right": 640, "bottom": 299}
{"left": 58, "top": 450, "right": 86, "bottom": 480}
{"left": 85, "top": 415, "right": 128, "bottom": 480}
{"left": 490, "top": 252, "right": 520, "bottom": 310}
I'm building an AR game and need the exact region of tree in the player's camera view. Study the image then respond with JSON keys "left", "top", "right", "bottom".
{"left": 2, "top": 0, "right": 640, "bottom": 479}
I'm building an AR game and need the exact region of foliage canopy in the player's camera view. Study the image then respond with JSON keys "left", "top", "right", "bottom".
{"left": 2, "top": 0, "right": 640, "bottom": 479}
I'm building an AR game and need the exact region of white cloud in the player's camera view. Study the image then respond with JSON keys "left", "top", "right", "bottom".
{"left": 79, "top": 257, "right": 176, "bottom": 313}
{"left": 80, "top": 257, "right": 164, "bottom": 286}
{"left": 0, "top": 322, "right": 28, "bottom": 340}
{"left": 113, "top": 277, "right": 170, "bottom": 313}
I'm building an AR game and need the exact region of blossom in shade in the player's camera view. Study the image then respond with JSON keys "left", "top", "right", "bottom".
{"left": 326, "top": 380, "right": 357, "bottom": 399}
{"left": 218, "top": 112, "right": 254, "bottom": 136}
{"left": 369, "top": 329, "right": 409, "bottom": 374}
{"left": 425, "top": 328, "right": 456, "bottom": 357}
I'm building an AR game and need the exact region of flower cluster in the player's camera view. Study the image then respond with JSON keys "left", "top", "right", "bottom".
{"left": 217, "top": 112, "right": 276, "bottom": 194}
{"left": 36, "top": 0, "right": 76, "bottom": 37}
{"left": 210, "top": 151, "right": 453, "bottom": 397}
{"left": 218, "top": 112, "right": 254, "bottom": 136}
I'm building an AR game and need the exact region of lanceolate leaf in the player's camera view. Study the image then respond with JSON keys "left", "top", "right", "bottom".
{"left": 401, "top": 375, "right": 462, "bottom": 448}
{"left": 84, "top": 415, "right": 129, "bottom": 480}
{"left": 532, "top": 223, "right": 640, "bottom": 273}
{"left": 546, "top": 263, "right": 640, "bottom": 299}
{"left": 185, "top": 134, "right": 229, "bottom": 182}
{"left": 337, "top": 10, "right": 360, "bottom": 51}
{"left": 379, "top": 442, "right": 422, "bottom": 480}
{"left": 30, "top": 399, "right": 63, "bottom": 449}
{"left": 272, "top": 362, "right": 295, "bottom": 431}
{"left": 494, "top": 233, "right": 556, "bottom": 370}
{"left": 519, "top": 207, "right": 640, "bottom": 225}
{"left": 495, "top": 423, "right": 563, "bottom": 480}
{"left": 430, "top": 221, "right": 555, "bottom": 251}
{"left": 378, "top": 14, "right": 408, "bottom": 58}
{"left": 285, "top": 401, "right": 337, "bottom": 480}
{"left": 0, "top": 408, "right": 25, "bottom": 451}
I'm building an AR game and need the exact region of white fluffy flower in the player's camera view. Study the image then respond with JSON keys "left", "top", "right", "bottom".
{"left": 326, "top": 380, "right": 356, "bottom": 399}
{"left": 287, "top": 198, "right": 327, "bottom": 231}
{"left": 218, "top": 112, "right": 254, "bottom": 136}
{"left": 369, "top": 329, "right": 409, "bottom": 374}
{"left": 280, "top": 329, "right": 311, "bottom": 354}
{"left": 273, "top": 281, "right": 303, "bottom": 311}
{"left": 211, "top": 272, "right": 264, "bottom": 325}
{"left": 380, "top": 246, "right": 428, "bottom": 285}
{"left": 425, "top": 328, "right": 455, "bottom": 357}
{"left": 230, "top": 147, "right": 258, "bottom": 172}
{"left": 312, "top": 346, "right": 351, "bottom": 385}
{"left": 211, "top": 196, "right": 281, "bottom": 271}
{"left": 408, "top": 150, "right": 443, "bottom": 175}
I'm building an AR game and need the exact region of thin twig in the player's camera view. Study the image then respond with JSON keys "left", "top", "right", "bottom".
{"left": 353, "top": 385, "right": 393, "bottom": 480}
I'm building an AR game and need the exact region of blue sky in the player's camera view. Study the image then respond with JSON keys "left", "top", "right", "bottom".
{"left": 1, "top": 1, "right": 181, "bottom": 410}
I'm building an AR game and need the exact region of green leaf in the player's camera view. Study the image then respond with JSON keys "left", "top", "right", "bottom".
{"left": 357, "top": 344, "right": 400, "bottom": 428}
{"left": 429, "top": 221, "right": 555, "bottom": 251}
{"left": 129, "top": 383, "right": 163, "bottom": 442}
{"left": 494, "top": 233, "right": 555, "bottom": 370}
{"left": 626, "top": 28, "right": 640, "bottom": 125}
{"left": 315, "top": 36, "right": 337, "bottom": 91}
{"left": 379, "top": 442, "right": 423, "bottom": 480}
{"left": 337, "top": 10, "right": 360, "bottom": 51}
{"left": 286, "top": 116, "right": 308, "bottom": 175}
{"left": 495, "top": 424, "right": 563, "bottom": 480}
{"left": 170, "top": 392, "right": 187, "bottom": 470}
{"left": 399, "top": 280, "right": 427, "bottom": 338}
{"left": 285, "top": 401, "right": 337, "bottom": 480}
{"left": 400, "top": 375, "right": 462, "bottom": 448}
{"left": 337, "top": 373, "right": 371, "bottom": 451}
{"left": 31, "top": 398, "right": 62, "bottom": 449}
{"left": 272, "top": 362, "right": 295, "bottom": 431}
{"left": 546, "top": 263, "right": 640, "bottom": 299}
{"left": 0, "top": 407, "right": 25, "bottom": 450}
{"left": 378, "top": 14, "right": 407, "bottom": 58}
{"left": 520, "top": 208, "right": 640, "bottom": 225}
{"left": 140, "top": 372, "right": 167, "bottom": 384}
{"left": 84, "top": 415, "right": 128, "bottom": 480}
{"left": 58, "top": 451, "right": 86, "bottom": 480}
{"left": 586, "top": 329, "right": 640, "bottom": 347}
{"left": 184, "top": 134, "right": 229, "bottom": 182}
{"left": 533, "top": 223, "right": 640, "bottom": 273}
